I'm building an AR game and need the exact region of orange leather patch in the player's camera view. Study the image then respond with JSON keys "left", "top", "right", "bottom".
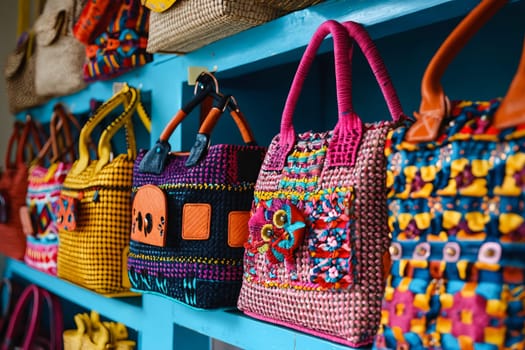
{"left": 131, "top": 184, "right": 168, "bottom": 247}
{"left": 182, "top": 203, "right": 211, "bottom": 240}
{"left": 228, "top": 211, "right": 250, "bottom": 247}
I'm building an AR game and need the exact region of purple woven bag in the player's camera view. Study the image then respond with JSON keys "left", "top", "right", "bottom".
{"left": 128, "top": 93, "right": 267, "bottom": 309}
{"left": 237, "top": 20, "right": 408, "bottom": 347}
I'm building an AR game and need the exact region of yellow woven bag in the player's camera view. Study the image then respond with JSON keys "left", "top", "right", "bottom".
{"left": 56, "top": 85, "right": 150, "bottom": 296}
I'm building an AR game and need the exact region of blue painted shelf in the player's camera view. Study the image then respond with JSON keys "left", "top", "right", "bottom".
{"left": 4, "top": 258, "right": 355, "bottom": 350}
{"left": 4, "top": 0, "right": 524, "bottom": 349}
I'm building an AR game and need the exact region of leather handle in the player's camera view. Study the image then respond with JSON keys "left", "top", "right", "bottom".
{"left": 493, "top": 37, "right": 525, "bottom": 128}
{"left": 159, "top": 94, "right": 256, "bottom": 144}
{"left": 4, "top": 122, "right": 24, "bottom": 170}
{"left": 407, "top": 0, "right": 508, "bottom": 142}
{"left": 51, "top": 104, "right": 81, "bottom": 163}
{"left": 35, "top": 104, "right": 80, "bottom": 165}
{"left": 17, "top": 116, "right": 45, "bottom": 166}
{"left": 197, "top": 99, "right": 257, "bottom": 145}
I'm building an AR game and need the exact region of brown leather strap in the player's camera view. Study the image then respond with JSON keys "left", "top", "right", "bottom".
{"left": 17, "top": 116, "right": 45, "bottom": 166}
{"left": 4, "top": 122, "right": 24, "bottom": 170}
{"left": 52, "top": 104, "right": 81, "bottom": 163}
{"left": 35, "top": 104, "right": 80, "bottom": 165}
{"left": 493, "top": 37, "right": 525, "bottom": 128}
{"left": 407, "top": 0, "right": 508, "bottom": 142}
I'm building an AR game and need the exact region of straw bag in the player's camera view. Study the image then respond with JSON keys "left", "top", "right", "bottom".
{"left": 374, "top": 1, "right": 525, "bottom": 349}
{"left": 23, "top": 104, "right": 81, "bottom": 275}
{"left": 128, "top": 75, "right": 267, "bottom": 308}
{"left": 145, "top": 0, "right": 283, "bottom": 53}
{"left": 237, "top": 20, "right": 408, "bottom": 347}
{"left": 1, "top": 284, "right": 63, "bottom": 350}
{"left": 33, "top": 0, "right": 86, "bottom": 97}
{"left": 4, "top": 0, "right": 49, "bottom": 114}
{"left": 56, "top": 85, "right": 151, "bottom": 295}
{"left": 0, "top": 118, "right": 44, "bottom": 260}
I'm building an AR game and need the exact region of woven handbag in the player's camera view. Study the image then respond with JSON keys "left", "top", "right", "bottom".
{"left": 0, "top": 118, "right": 44, "bottom": 260}
{"left": 23, "top": 104, "right": 81, "bottom": 275}
{"left": 4, "top": 0, "right": 49, "bottom": 114}
{"left": 33, "top": 0, "right": 86, "bottom": 97}
{"left": 144, "top": 0, "right": 283, "bottom": 53}
{"left": 128, "top": 83, "right": 267, "bottom": 309}
{"left": 1, "top": 284, "right": 63, "bottom": 350}
{"left": 56, "top": 85, "right": 150, "bottom": 296}
{"left": 237, "top": 20, "right": 408, "bottom": 347}
{"left": 78, "top": 0, "right": 152, "bottom": 82}
{"left": 374, "top": 1, "right": 525, "bottom": 349}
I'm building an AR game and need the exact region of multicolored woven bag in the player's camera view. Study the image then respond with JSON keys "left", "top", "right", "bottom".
{"left": 77, "top": 0, "right": 152, "bottom": 81}
{"left": 237, "top": 20, "right": 407, "bottom": 347}
{"left": 128, "top": 84, "right": 267, "bottom": 309}
{"left": 0, "top": 118, "right": 44, "bottom": 260}
{"left": 23, "top": 104, "right": 80, "bottom": 275}
{"left": 374, "top": 1, "right": 525, "bottom": 349}
{"left": 56, "top": 85, "right": 151, "bottom": 295}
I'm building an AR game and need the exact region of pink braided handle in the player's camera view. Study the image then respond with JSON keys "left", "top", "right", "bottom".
{"left": 268, "top": 20, "right": 354, "bottom": 170}
{"left": 268, "top": 20, "right": 404, "bottom": 170}
{"left": 341, "top": 21, "right": 404, "bottom": 121}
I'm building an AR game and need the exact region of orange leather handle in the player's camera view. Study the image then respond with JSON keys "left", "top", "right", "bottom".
{"left": 4, "top": 122, "right": 24, "bottom": 170}
{"left": 198, "top": 106, "right": 256, "bottom": 145}
{"left": 160, "top": 97, "right": 256, "bottom": 145}
{"left": 35, "top": 104, "right": 81, "bottom": 165}
{"left": 17, "top": 116, "right": 45, "bottom": 166}
{"left": 407, "top": 0, "right": 508, "bottom": 142}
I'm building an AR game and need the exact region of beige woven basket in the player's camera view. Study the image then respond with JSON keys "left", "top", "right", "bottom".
{"left": 263, "top": 0, "right": 325, "bottom": 12}
{"left": 146, "top": 0, "right": 283, "bottom": 53}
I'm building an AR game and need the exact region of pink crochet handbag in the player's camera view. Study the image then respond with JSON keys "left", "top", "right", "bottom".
{"left": 237, "top": 20, "right": 408, "bottom": 347}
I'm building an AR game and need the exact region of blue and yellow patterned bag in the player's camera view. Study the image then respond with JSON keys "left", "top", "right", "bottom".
{"left": 374, "top": 0, "right": 525, "bottom": 349}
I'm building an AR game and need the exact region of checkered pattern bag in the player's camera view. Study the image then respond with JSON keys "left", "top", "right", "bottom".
{"left": 374, "top": 1, "right": 525, "bottom": 349}
{"left": 237, "top": 20, "right": 407, "bottom": 347}
{"left": 56, "top": 85, "right": 150, "bottom": 296}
